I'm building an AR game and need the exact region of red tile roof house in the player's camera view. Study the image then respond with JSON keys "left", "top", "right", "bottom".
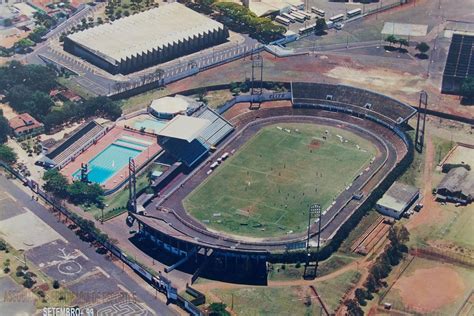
{"left": 9, "top": 113, "right": 44, "bottom": 138}
{"left": 58, "top": 90, "right": 82, "bottom": 103}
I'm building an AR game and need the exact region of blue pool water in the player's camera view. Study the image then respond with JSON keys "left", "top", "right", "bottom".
{"left": 73, "top": 143, "right": 142, "bottom": 184}
{"left": 134, "top": 118, "right": 167, "bottom": 133}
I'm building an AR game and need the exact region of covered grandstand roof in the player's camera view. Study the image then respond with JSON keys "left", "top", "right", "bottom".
{"left": 158, "top": 115, "right": 210, "bottom": 142}
{"left": 66, "top": 3, "right": 226, "bottom": 64}
{"left": 38, "top": 120, "right": 105, "bottom": 167}
{"left": 443, "top": 34, "right": 474, "bottom": 82}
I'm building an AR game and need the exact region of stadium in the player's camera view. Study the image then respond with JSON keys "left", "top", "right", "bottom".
{"left": 126, "top": 82, "right": 416, "bottom": 282}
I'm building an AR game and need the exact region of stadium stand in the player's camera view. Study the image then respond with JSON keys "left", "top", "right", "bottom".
{"left": 193, "top": 106, "right": 234, "bottom": 146}
{"left": 291, "top": 82, "right": 416, "bottom": 124}
{"left": 159, "top": 137, "right": 210, "bottom": 167}
{"left": 442, "top": 34, "right": 474, "bottom": 94}
{"left": 38, "top": 121, "right": 106, "bottom": 169}
{"left": 157, "top": 115, "right": 211, "bottom": 167}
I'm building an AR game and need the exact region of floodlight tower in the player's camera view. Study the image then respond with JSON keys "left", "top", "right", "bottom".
{"left": 250, "top": 52, "right": 263, "bottom": 110}
{"left": 415, "top": 91, "right": 428, "bottom": 153}
{"left": 304, "top": 203, "right": 321, "bottom": 279}
{"left": 128, "top": 158, "right": 138, "bottom": 213}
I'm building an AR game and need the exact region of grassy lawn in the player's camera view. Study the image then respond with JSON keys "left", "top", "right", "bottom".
{"left": 315, "top": 270, "right": 361, "bottom": 313}
{"left": 268, "top": 263, "right": 304, "bottom": 281}
{"left": 398, "top": 131, "right": 424, "bottom": 187}
{"left": 56, "top": 77, "right": 95, "bottom": 100}
{"left": 210, "top": 286, "right": 322, "bottom": 316}
{"left": 119, "top": 87, "right": 170, "bottom": 114}
{"left": 184, "top": 123, "right": 376, "bottom": 238}
{"left": 0, "top": 240, "right": 75, "bottom": 310}
{"left": 317, "top": 253, "right": 356, "bottom": 277}
{"left": 407, "top": 202, "right": 474, "bottom": 251}
{"left": 432, "top": 136, "right": 455, "bottom": 166}
{"left": 339, "top": 210, "right": 381, "bottom": 253}
{"left": 200, "top": 90, "right": 234, "bottom": 110}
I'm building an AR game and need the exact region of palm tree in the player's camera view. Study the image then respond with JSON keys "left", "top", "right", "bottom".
{"left": 398, "top": 38, "right": 409, "bottom": 49}
{"left": 385, "top": 35, "right": 397, "bottom": 47}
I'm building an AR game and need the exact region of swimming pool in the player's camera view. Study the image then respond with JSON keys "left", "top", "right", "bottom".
{"left": 134, "top": 118, "right": 167, "bottom": 133}
{"left": 73, "top": 143, "right": 142, "bottom": 184}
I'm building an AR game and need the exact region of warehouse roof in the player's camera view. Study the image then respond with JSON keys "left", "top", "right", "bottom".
{"left": 158, "top": 115, "right": 210, "bottom": 142}
{"left": 437, "top": 167, "right": 474, "bottom": 197}
{"left": 377, "top": 182, "right": 419, "bottom": 214}
{"left": 66, "top": 3, "right": 225, "bottom": 63}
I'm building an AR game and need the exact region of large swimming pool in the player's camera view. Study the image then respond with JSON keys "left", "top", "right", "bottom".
{"left": 134, "top": 118, "right": 167, "bottom": 133}
{"left": 73, "top": 142, "right": 142, "bottom": 184}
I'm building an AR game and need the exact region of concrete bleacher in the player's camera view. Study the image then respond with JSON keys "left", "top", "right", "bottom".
{"left": 39, "top": 121, "right": 106, "bottom": 169}
{"left": 193, "top": 106, "right": 234, "bottom": 146}
{"left": 291, "top": 82, "right": 416, "bottom": 124}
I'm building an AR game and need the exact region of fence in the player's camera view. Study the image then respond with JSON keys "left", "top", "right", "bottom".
{"left": 108, "top": 45, "right": 264, "bottom": 100}
{"left": 411, "top": 247, "right": 474, "bottom": 268}
{"left": 0, "top": 160, "right": 204, "bottom": 316}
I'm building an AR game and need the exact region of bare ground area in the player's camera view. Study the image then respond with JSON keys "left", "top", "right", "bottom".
{"left": 393, "top": 265, "right": 465, "bottom": 313}
{"left": 163, "top": 48, "right": 473, "bottom": 119}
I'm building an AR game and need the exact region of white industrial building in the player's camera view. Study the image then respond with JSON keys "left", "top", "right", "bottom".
{"left": 64, "top": 3, "right": 229, "bottom": 74}
{"left": 376, "top": 182, "right": 419, "bottom": 219}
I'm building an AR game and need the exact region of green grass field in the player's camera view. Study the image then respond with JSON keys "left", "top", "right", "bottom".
{"left": 184, "top": 123, "right": 376, "bottom": 238}
{"left": 210, "top": 285, "right": 322, "bottom": 316}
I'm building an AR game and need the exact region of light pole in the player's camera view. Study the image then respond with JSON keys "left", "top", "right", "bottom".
{"left": 306, "top": 203, "right": 321, "bottom": 266}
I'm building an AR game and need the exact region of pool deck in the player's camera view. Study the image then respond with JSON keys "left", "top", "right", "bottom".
{"left": 60, "top": 126, "right": 161, "bottom": 190}
{"left": 116, "top": 113, "right": 167, "bottom": 135}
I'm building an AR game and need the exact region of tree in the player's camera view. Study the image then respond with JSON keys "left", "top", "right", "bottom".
{"left": 385, "top": 35, "right": 397, "bottom": 47}
{"left": 364, "top": 273, "right": 378, "bottom": 293}
{"left": 43, "top": 169, "right": 69, "bottom": 199}
{"left": 398, "top": 38, "right": 409, "bottom": 49}
{"left": 67, "top": 181, "right": 104, "bottom": 207}
{"left": 24, "top": 91, "right": 55, "bottom": 117}
{"left": 0, "top": 110, "right": 10, "bottom": 144}
{"left": 14, "top": 38, "right": 35, "bottom": 53}
{"left": 354, "top": 288, "right": 367, "bottom": 306}
{"left": 28, "top": 26, "right": 48, "bottom": 43}
{"left": 52, "top": 280, "right": 60, "bottom": 289}
{"left": 344, "top": 299, "right": 364, "bottom": 316}
{"left": 0, "top": 145, "right": 17, "bottom": 165}
{"left": 415, "top": 42, "right": 430, "bottom": 55}
{"left": 208, "top": 302, "right": 230, "bottom": 316}
{"left": 315, "top": 18, "right": 327, "bottom": 34}
{"left": 460, "top": 76, "right": 474, "bottom": 100}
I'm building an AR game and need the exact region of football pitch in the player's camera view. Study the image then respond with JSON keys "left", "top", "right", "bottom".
{"left": 184, "top": 123, "right": 377, "bottom": 238}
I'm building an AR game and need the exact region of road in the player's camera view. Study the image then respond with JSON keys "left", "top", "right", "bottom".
{"left": 0, "top": 175, "right": 178, "bottom": 316}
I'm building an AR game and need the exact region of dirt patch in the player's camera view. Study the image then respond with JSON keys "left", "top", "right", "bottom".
{"left": 326, "top": 67, "right": 425, "bottom": 95}
{"left": 394, "top": 266, "right": 465, "bottom": 312}
{"left": 0, "top": 103, "right": 18, "bottom": 120}
{"left": 308, "top": 139, "right": 321, "bottom": 150}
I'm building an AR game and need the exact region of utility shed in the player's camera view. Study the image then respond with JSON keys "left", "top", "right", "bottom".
{"left": 376, "top": 182, "right": 419, "bottom": 219}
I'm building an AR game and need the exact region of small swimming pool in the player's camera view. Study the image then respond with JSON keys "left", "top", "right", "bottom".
{"left": 73, "top": 143, "right": 142, "bottom": 184}
{"left": 134, "top": 118, "right": 167, "bottom": 133}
